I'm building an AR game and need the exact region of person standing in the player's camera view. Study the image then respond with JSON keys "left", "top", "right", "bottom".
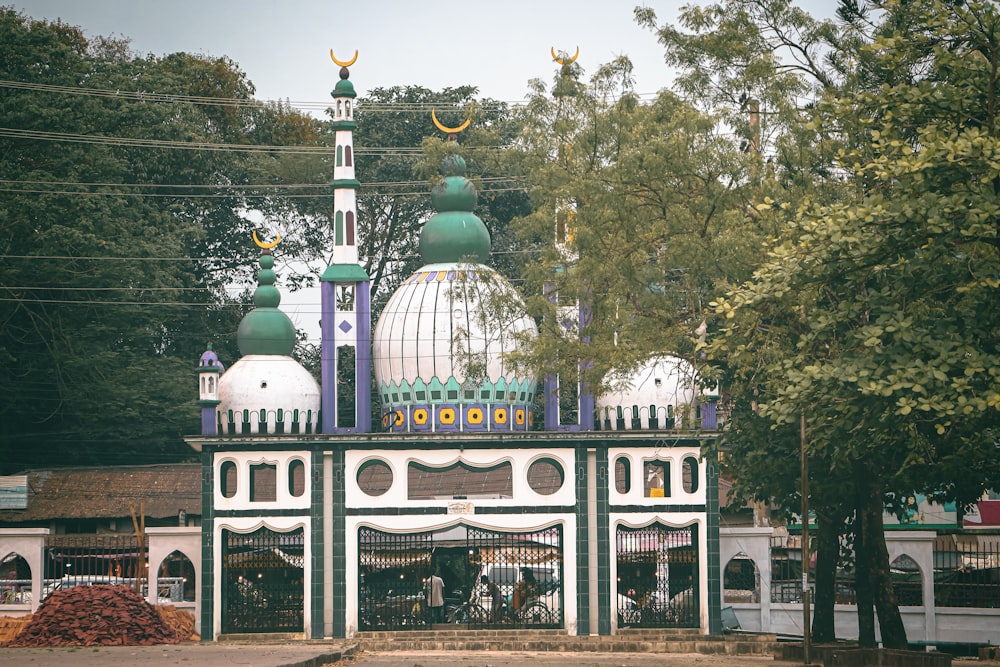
{"left": 428, "top": 569, "right": 445, "bottom": 623}
{"left": 472, "top": 574, "right": 502, "bottom": 622}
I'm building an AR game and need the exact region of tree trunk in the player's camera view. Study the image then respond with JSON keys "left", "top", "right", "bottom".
{"left": 860, "top": 473, "right": 908, "bottom": 649}
{"left": 812, "top": 509, "right": 840, "bottom": 643}
{"left": 853, "top": 464, "right": 876, "bottom": 648}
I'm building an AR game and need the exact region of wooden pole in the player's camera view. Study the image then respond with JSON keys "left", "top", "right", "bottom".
{"left": 129, "top": 501, "right": 146, "bottom": 596}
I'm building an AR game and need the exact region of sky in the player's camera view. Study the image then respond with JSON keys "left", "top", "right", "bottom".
{"left": 11, "top": 0, "right": 692, "bottom": 107}
{"left": 10, "top": 0, "right": 835, "bottom": 342}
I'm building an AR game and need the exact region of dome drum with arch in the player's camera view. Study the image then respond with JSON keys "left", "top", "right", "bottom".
{"left": 373, "top": 263, "right": 536, "bottom": 434}
{"left": 213, "top": 249, "right": 321, "bottom": 435}
{"left": 595, "top": 356, "right": 717, "bottom": 431}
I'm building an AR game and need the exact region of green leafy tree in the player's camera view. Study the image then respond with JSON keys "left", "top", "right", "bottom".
{"left": 507, "top": 49, "right": 768, "bottom": 417}
{"left": 0, "top": 9, "right": 322, "bottom": 472}
{"left": 710, "top": 0, "right": 1000, "bottom": 648}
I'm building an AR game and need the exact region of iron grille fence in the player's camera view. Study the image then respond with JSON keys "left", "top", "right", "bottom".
{"left": 358, "top": 524, "right": 564, "bottom": 630}
{"left": 933, "top": 534, "right": 1000, "bottom": 608}
{"left": 767, "top": 533, "right": 1000, "bottom": 608}
{"left": 222, "top": 527, "right": 304, "bottom": 634}
{"left": 41, "top": 534, "right": 147, "bottom": 601}
{"left": 616, "top": 523, "right": 699, "bottom": 628}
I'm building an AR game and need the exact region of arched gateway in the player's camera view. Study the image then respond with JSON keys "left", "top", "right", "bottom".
{"left": 222, "top": 526, "right": 304, "bottom": 633}
{"left": 359, "top": 524, "right": 563, "bottom": 630}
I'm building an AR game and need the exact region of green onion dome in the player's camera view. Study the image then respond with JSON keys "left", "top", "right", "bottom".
{"left": 236, "top": 252, "right": 296, "bottom": 356}
{"left": 373, "top": 153, "right": 536, "bottom": 433}
{"left": 419, "top": 154, "right": 491, "bottom": 264}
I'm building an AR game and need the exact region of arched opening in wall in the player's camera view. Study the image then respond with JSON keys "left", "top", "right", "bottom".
{"left": 357, "top": 459, "right": 392, "bottom": 496}
{"left": 288, "top": 460, "right": 305, "bottom": 498}
{"left": 527, "top": 458, "right": 564, "bottom": 495}
{"left": 220, "top": 461, "right": 238, "bottom": 499}
{"left": 358, "top": 523, "right": 563, "bottom": 630}
{"left": 682, "top": 456, "right": 699, "bottom": 494}
{"left": 890, "top": 553, "right": 923, "bottom": 606}
{"left": 616, "top": 523, "right": 698, "bottom": 628}
{"left": 336, "top": 345, "right": 357, "bottom": 428}
{"left": 643, "top": 460, "right": 670, "bottom": 498}
{"left": 723, "top": 553, "right": 759, "bottom": 602}
{"left": 222, "top": 526, "right": 303, "bottom": 633}
{"left": 0, "top": 552, "right": 31, "bottom": 604}
{"left": 407, "top": 461, "right": 512, "bottom": 500}
{"left": 250, "top": 463, "right": 277, "bottom": 502}
{"left": 156, "top": 550, "right": 197, "bottom": 603}
{"left": 615, "top": 456, "right": 631, "bottom": 494}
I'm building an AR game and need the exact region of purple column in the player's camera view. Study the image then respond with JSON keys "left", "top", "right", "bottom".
{"left": 355, "top": 281, "right": 372, "bottom": 432}
{"left": 544, "top": 375, "right": 560, "bottom": 430}
{"left": 201, "top": 406, "right": 217, "bottom": 435}
{"left": 701, "top": 400, "right": 718, "bottom": 430}
{"left": 577, "top": 299, "right": 594, "bottom": 431}
{"left": 321, "top": 281, "right": 337, "bottom": 433}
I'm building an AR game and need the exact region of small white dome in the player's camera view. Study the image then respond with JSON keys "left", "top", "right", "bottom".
{"left": 596, "top": 356, "right": 699, "bottom": 430}
{"left": 372, "top": 262, "right": 537, "bottom": 432}
{"left": 217, "top": 355, "right": 321, "bottom": 434}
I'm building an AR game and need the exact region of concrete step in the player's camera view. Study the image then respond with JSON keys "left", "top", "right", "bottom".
{"left": 353, "top": 628, "right": 781, "bottom": 655}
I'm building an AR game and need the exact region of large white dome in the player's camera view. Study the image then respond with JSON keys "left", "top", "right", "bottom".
{"left": 372, "top": 262, "right": 537, "bottom": 432}
{"left": 596, "top": 356, "right": 700, "bottom": 431}
{"left": 217, "top": 355, "right": 321, "bottom": 435}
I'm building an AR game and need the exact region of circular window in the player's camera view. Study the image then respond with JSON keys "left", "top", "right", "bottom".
{"left": 357, "top": 459, "right": 393, "bottom": 496}
{"left": 527, "top": 458, "right": 564, "bottom": 496}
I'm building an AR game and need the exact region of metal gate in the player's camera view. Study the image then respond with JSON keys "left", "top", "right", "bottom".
{"left": 358, "top": 524, "right": 563, "bottom": 630}
{"left": 222, "top": 526, "right": 304, "bottom": 634}
{"left": 616, "top": 523, "right": 699, "bottom": 628}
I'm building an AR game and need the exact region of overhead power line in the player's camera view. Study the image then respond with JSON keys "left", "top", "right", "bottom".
{"left": 0, "top": 78, "right": 534, "bottom": 111}
{"left": 0, "top": 126, "right": 513, "bottom": 156}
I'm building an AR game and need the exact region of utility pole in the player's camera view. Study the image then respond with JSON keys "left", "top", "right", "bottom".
{"left": 800, "top": 410, "right": 815, "bottom": 666}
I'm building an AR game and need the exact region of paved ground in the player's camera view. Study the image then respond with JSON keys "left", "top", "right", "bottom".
{"left": 0, "top": 641, "right": 354, "bottom": 667}
{"left": 340, "top": 650, "right": 781, "bottom": 666}
{"left": 0, "top": 643, "right": 783, "bottom": 667}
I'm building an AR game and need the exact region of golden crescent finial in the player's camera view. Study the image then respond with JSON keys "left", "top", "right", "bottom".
{"left": 552, "top": 46, "right": 579, "bottom": 66}
{"left": 252, "top": 230, "right": 282, "bottom": 249}
{"left": 330, "top": 49, "right": 359, "bottom": 67}
{"left": 431, "top": 108, "right": 472, "bottom": 135}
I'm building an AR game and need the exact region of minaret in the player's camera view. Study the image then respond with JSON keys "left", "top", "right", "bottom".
{"left": 544, "top": 47, "right": 594, "bottom": 431}
{"left": 197, "top": 343, "right": 224, "bottom": 435}
{"left": 321, "top": 51, "right": 371, "bottom": 433}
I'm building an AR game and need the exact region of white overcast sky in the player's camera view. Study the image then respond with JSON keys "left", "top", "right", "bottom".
{"left": 10, "top": 0, "right": 837, "bottom": 341}
{"left": 11, "top": 0, "right": 698, "bottom": 106}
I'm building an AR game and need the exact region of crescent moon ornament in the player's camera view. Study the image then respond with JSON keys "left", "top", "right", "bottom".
{"left": 551, "top": 46, "right": 579, "bottom": 65}
{"left": 252, "top": 230, "right": 282, "bottom": 249}
{"left": 431, "top": 108, "right": 472, "bottom": 135}
{"left": 329, "top": 49, "right": 359, "bottom": 67}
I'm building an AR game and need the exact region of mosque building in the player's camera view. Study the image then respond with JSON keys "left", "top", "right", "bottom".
{"left": 186, "top": 55, "right": 723, "bottom": 640}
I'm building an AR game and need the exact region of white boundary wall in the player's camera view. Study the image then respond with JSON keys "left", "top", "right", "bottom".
{"left": 720, "top": 527, "right": 1000, "bottom": 646}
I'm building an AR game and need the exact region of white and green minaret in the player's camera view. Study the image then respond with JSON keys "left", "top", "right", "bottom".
{"left": 321, "top": 54, "right": 371, "bottom": 433}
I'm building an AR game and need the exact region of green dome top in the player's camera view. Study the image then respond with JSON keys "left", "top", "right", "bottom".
{"left": 333, "top": 67, "right": 356, "bottom": 98}
{"left": 419, "top": 155, "right": 491, "bottom": 264}
{"left": 237, "top": 251, "right": 296, "bottom": 356}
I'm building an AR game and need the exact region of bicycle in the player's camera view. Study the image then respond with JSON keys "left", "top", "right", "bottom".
{"left": 446, "top": 600, "right": 487, "bottom": 624}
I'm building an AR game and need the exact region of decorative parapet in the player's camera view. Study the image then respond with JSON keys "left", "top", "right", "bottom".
{"left": 594, "top": 399, "right": 724, "bottom": 432}
{"left": 216, "top": 407, "right": 320, "bottom": 436}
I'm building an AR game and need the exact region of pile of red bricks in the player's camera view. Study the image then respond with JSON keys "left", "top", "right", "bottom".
{"left": 7, "top": 585, "right": 180, "bottom": 647}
